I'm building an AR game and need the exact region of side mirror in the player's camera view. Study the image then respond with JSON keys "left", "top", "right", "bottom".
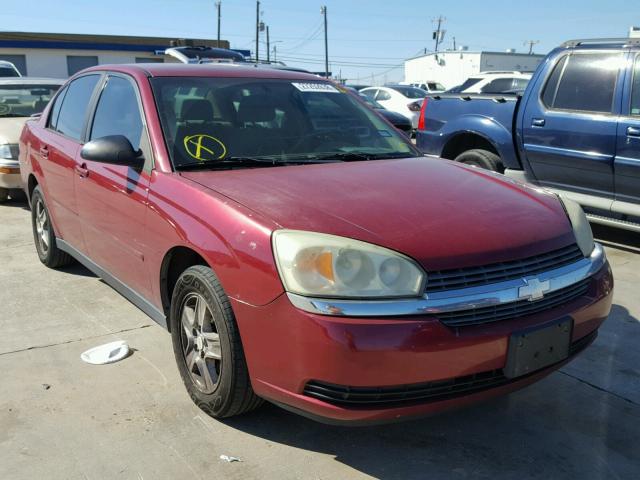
{"left": 80, "top": 135, "right": 143, "bottom": 167}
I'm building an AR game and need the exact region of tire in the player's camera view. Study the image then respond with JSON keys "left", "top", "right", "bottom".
{"left": 454, "top": 149, "right": 502, "bottom": 172}
{"left": 0, "top": 188, "right": 8, "bottom": 203}
{"left": 170, "top": 265, "right": 262, "bottom": 418}
{"left": 30, "top": 186, "right": 74, "bottom": 268}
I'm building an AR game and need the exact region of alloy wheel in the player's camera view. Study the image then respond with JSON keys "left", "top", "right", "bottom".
{"left": 179, "top": 293, "right": 222, "bottom": 394}
{"left": 35, "top": 198, "right": 50, "bottom": 255}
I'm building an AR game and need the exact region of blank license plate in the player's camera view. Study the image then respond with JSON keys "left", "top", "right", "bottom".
{"left": 504, "top": 317, "right": 572, "bottom": 379}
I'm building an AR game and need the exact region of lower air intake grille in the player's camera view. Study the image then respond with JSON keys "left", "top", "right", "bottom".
{"left": 436, "top": 278, "right": 591, "bottom": 328}
{"left": 303, "top": 330, "right": 597, "bottom": 407}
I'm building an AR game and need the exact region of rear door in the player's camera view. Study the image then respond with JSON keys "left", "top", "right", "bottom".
{"left": 37, "top": 74, "right": 101, "bottom": 252}
{"left": 75, "top": 73, "right": 153, "bottom": 298}
{"left": 521, "top": 51, "right": 625, "bottom": 197}
{"left": 614, "top": 51, "right": 640, "bottom": 207}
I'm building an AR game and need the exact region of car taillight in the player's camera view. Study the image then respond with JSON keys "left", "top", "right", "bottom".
{"left": 417, "top": 98, "right": 428, "bottom": 130}
{"left": 408, "top": 100, "right": 422, "bottom": 112}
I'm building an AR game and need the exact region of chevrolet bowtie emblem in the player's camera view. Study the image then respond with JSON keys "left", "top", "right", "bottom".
{"left": 518, "top": 278, "right": 551, "bottom": 301}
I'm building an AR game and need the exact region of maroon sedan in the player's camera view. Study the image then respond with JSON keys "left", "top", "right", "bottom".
{"left": 19, "top": 64, "right": 612, "bottom": 425}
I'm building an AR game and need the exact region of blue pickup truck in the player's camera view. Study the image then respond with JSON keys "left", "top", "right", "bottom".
{"left": 417, "top": 37, "right": 640, "bottom": 232}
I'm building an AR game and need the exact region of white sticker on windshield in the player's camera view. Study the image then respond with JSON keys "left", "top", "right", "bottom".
{"left": 292, "top": 82, "right": 340, "bottom": 93}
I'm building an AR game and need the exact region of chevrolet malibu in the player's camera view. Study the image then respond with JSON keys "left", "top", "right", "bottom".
{"left": 19, "top": 64, "right": 613, "bottom": 425}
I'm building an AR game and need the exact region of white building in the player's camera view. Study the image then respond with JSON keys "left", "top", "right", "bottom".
{"left": 404, "top": 49, "right": 545, "bottom": 89}
{"left": 0, "top": 32, "right": 239, "bottom": 78}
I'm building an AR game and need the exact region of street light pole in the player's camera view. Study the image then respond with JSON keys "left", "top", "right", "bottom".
{"left": 321, "top": 6, "right": 328, "bottom": 78}
{"left": 255, "top": 0, "right": 260, "bottom": 62}
{"left": 266, "top": 25, "right": 270, "bottom": 63}
{"left": 215, "top": 1, "right": 221, "bottom": 45}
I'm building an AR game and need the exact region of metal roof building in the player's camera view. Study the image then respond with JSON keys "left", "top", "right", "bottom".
{"left": 0, "top": 32, "right": 235, "bottom": 78}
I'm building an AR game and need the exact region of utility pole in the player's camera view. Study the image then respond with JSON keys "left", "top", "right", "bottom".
{"left": 321, "top": 6, "right": 328, "bottom": 78}
{"left": 433, "top": 15, "right": 445, "bottom": 52}
{"left": 452, "top": 36, "right": 456, "bottom": 51}
{"left": 273, "top": 44, "right": 277, "bottom": 62}
{"left": 524, "top": 40, "right": 539, "bottom": 55}
{"left": 215, "top": 1, "right": 221, "bottom": 45}
{"left": 255, "top": 1, "right": 260, "bottom": 62}
{"left": 266, "top": 26, "right": 270, "bottom": 63}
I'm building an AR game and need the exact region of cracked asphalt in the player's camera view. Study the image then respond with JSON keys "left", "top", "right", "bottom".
{"left": 1, "top": 197, "right": 639, "bottom": 480}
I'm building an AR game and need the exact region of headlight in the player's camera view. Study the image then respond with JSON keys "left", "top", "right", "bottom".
{"left": 272, "top": 230, "right": 426, "bottom": 298}
{"left": 558, "top": 196, "right": 594, "bottom": 257}
{"left": 0, "top": 144, "right": 12, "bottom": 159}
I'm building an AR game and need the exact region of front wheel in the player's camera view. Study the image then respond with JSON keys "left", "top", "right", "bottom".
{"left": 169, "top": 265, "right": 262, "bottom": 418}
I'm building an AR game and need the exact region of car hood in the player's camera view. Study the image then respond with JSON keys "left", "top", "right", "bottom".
{"left": 0, "top": 117, "right": 28, "bottom": 144}
{"left": 182, "top": 157, "right": 575, "bottom": 270}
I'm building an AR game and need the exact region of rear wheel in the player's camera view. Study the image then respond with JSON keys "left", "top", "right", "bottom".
{"left": 454, "top": 149, "right": 501, "bottom": 172}
{"left": 30, "top": 186, "right": 74, "bottom": 268}
{"left": 170, "top": 265, "right": 262, "bottom": 418}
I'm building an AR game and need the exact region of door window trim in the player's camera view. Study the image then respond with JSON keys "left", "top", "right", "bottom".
{"left": 538, "top": 49, "right": 625, "bottom": 117}
{"left": 627, "top": 51, "right": 640, "bottom": 118}
{"left": 85, "top": 71, "right": 155, "bottom": 171}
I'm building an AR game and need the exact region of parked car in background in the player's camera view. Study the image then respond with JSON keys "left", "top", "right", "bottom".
{"left": 344, "top": 86, "right": 413, "bottom": 136}
{"left": 446, "top": 71, "right": 532, "bottom": 94}
{"left": 0, "top": 77, "right": 62, "bottom": 202}
{"left": 417, "top": 37, "right": 640, "bottom": 232}
{"left": 408, "top": 82, "right": 446, "bottom": 93}
{"left": 0, "top": 61, "right": 21, "bottom": 78}
{"left": 345, "top": 84, "right": 370, "bottom": 91}
{"left": 20, "top": 63, "right": 612, "bottom": 425}
{"left": 360, "top": 85, "right": 426, "bottom": 130}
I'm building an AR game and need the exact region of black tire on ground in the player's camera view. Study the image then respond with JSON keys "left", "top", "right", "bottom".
{"left": 454, "top": 149, "right": 502, "bottom": 172}
{"left": 170, "top": 265, "right": 263, "bottom": 418}
{"left": 30, "top": 186, "right": 74, "bottom": 268}
{"left": 0, "top": 188, "right": 8, "bottom": 203}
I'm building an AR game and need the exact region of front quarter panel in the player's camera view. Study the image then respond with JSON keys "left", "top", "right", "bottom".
{"left": 145, "top": 171, "right": 284, "bottom": 309}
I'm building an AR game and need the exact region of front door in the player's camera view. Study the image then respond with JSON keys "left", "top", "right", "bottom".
{"left": 521, "top": 51, "right": 626, "bottom": 198}
{"left": 75, "top": 74, "right": 153, "bottom": 299}
{"left": 615, "top": 51, "right": 640, "bottom": 208}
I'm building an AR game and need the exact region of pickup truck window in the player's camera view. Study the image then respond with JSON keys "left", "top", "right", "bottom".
{"left": 90, "top": 76, "right": 143, "bottom": 150}
{"left": 151, "top": 77, "right": 416, "bottom": 169}
{"left": 55, "top": 74, "right": 100, "bottom": 141}
{"left": 544, "top": 53, "right": 621, "bottom": 114}
{"left": 631, "top": 56, "right": 640, "bottom": 116}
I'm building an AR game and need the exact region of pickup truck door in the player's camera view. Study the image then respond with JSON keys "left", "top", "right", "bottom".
{"left": 74, "top": 74, "right": 153, "bottom": 299}
{"left": 615, "top": 51, "right": 640, "bottom": 208}
{"left": 36, "top": 74, "right": 101, "bottom": 253}
{"left": 521, "top": 51, "right": 626, "bottom": 198}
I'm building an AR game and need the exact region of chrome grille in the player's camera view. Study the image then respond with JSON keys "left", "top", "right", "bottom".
{"left": 426, "top": 244, "right": 584, "bottom": 293}
{"left": 437, "top": 278, "right": 590, "bottom": 328}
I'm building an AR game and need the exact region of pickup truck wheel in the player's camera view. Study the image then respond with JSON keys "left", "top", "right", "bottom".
{"left": 30, "top": 186, "right": 74, "bottom": 268}
{"left": 0, "top": 188, "right": 8, "bottom": 203}
{"left": 170, "top": 265, "right": 263, "bottom": 418}
{"left": 454, "top": 149, "right": 501, "bottom": 172}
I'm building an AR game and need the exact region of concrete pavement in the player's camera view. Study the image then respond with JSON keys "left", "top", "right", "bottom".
{"left": 1, "top": 198, "right": 639, "bottom": 480}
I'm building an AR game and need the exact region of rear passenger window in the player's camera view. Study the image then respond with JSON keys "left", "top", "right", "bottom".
{"left": 47, "top": 86, "right": 67, "bottom": 130}
{"left": 545, "top": 53, "right": 621, "bottom": 113}
{"left": 90, "top": 76, "right": 143, "bottom": 150}
{"left": 631, "top": 56, "right": 640, "bottom": 116}
{"left": 55, "top": 75, "right": 100, "bottom": 140}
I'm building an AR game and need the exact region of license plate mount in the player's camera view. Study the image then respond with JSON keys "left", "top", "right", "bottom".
{"left": 504, "top": 317, "right": 573, "bottom": 379}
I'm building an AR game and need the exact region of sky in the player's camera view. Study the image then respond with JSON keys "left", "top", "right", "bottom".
{"left": 1, "top": 0, "right": 639, "bottom": 83}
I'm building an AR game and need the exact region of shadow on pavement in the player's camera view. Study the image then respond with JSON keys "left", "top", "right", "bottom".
{"left": 0, "top": 196, "right": 30, "bottom": 211}
{"left": 592, "top": 224, "right": 640, "bottom": 253}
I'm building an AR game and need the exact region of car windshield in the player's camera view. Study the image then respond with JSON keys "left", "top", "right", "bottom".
{"left": 427, "top": 82, "right": 445, "bottom": 91}
{"left": 389, "top": 86, "right": 427, "bottom": 99}
{"left": 151, "top": 77, "right": 418, "bottom": 169}
{"left": 448, "top": 77, "right": 482, "bottom": 93}
{"left": 0, "top": 84, "right": 60, "bottom": 117}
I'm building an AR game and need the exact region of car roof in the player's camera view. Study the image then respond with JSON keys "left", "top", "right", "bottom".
{"left": 0, "top": 77, "right": 64, "bottom": 85}
{"left": 82, "top": 63, "right": 325, "bottom": 81}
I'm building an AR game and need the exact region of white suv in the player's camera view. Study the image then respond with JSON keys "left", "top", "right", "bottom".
{"left": 449, "top": 71, "right": 532, "bottom": 94}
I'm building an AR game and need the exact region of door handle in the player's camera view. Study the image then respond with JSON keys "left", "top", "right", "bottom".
{"left": 75, "top": 163, "right": 89, "bottom": 178}
{"left": 627, "top": 126, "right": 640, "bottom": 138}
{"left": 39, "top": 146, "right": 49, "bottom": 158}
{"left": 531, "top": 118, "right": 546, "bottom": 127}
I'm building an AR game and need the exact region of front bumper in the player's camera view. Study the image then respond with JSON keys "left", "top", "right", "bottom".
{"left": 233, "top": 259, "right": 613, "bottom": 425}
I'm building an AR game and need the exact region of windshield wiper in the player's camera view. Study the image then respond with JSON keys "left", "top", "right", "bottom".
{"left": 176, "top": 156, "right": 285, "bottom": 171}
{"left": 308, "top": 152, "right": 413, "bottom": 162}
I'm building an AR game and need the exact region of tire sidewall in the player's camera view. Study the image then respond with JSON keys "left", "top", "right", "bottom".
{"left": 455, "top": 149, "right": 500, "bottom": 172}
{"left": 31, "top": 187, "right": 54, "bottom": 264}
{"left": 169, "top": 267, "right": 234, "bottom": 417}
